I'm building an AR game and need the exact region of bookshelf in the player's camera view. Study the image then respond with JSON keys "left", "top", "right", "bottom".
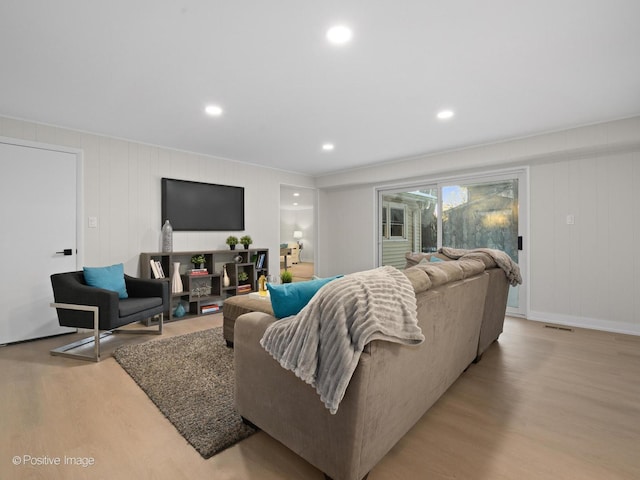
{"left": 140, "top": 248, "right": 269, "bottom": 321}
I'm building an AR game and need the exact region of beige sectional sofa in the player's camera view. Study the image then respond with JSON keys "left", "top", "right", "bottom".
{"left": 234, "top": 253, "right": 512, "bottom": 480}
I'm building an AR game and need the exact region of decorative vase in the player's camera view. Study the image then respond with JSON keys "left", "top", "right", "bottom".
{"left": 161, "top": 220, "right": 173, "bottom": 252}
{"left": 258, "top": 274, "right": 267, "bottom": 296}
{"left": 173, "top": 302, "right": 186, "bottom": 318}
{"left": 171, "top": 262, "right": 183, "bottom": 293}
{"left": 223, "top": 265, "right": 230, "bottom": 287}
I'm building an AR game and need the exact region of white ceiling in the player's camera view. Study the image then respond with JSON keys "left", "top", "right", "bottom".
{"left": 280, "top": 185, "right": 315, "bottom": 211}
{"left": 1, "top": 1, "right": 639, "bottom": 177}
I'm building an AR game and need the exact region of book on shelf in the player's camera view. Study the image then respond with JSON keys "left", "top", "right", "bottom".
{"left": 237, "top": 284, "right": 252, "bottom": 293}
{"left": 187, "top": 268, "right": 209, "bottom": 276}
{"left": 150, "top": 259, "right": 165, "bottom": 279}
{"left": 150, "top": 260, "right": 159, "bottom": 278}
{"left": 201, "top": 303, "right": 221, "bottom": 314}
{"left": 255, "top": 253, "right": 265, "bottom": 268}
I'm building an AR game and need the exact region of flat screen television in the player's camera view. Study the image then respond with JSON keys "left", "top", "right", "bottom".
{"left": 161, "top": 178, "right": 245, "bottom": 231}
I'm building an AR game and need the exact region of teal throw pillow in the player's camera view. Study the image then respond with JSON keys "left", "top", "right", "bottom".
{"left": 83, "top": 263, "right": 128, "bottom": 299}
{"left": 429, "top": 255, "right": 445, "bottom": 262}
{"left": 267, "top": 275, "right": 342, "bottom": 319}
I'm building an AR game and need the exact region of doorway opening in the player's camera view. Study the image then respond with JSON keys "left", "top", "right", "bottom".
{"left": 280, "top": 185, "right": 316, "bottom": 282}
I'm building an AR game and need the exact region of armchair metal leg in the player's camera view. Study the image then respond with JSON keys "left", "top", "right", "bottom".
{"left": 50, "top": 303, "right": 102, "bottom": 362}
{"left": 114, "top": 313, "right": 163, "bottom": 336}
{"left": 50, "top": 303, "right": 163, "bottom": 362}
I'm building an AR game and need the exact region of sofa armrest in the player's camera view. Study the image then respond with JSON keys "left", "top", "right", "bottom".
{"left": 234, "top": 311, "right": 375, "bottom": 480}
{"left": 477, "top": 267, "right": 510, "bottom": 357}
{"left": 124, "top": 275, "right": 169, "bottom": 302}
{"left": 233, "top": 312, "right": 277, "bottom": 375}
{"left": 51, "top": 272, "right": 119, "bottom": 329}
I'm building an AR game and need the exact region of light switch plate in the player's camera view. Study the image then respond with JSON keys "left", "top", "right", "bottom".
{"left": 88, "top": 216, "right": 98, "bottom": 228}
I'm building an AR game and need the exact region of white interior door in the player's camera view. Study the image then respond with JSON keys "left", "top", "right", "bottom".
{"left": 0, "top": 140, "right": 79, "bottom": 344}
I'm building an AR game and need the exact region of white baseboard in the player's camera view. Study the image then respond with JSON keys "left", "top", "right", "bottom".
{"left": 527, "top": 310, "right": 640, "bottom": 336}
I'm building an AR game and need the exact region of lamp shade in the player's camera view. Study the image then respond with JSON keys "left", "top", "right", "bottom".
{"left": 293, "top": 230, "right": 303, "bottom": 239}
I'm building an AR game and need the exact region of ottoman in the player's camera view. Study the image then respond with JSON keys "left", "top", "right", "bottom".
{"left": 222, "top": 294, "right": 274, "bottom": 347}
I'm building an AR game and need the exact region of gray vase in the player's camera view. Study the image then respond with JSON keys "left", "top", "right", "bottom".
{"left": 161, "top": 220, "right": 173, "bottom": 252}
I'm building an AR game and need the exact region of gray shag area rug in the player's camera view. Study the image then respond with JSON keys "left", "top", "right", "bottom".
{"left": 113, "top": 327, "right": 256, "bottom": 459}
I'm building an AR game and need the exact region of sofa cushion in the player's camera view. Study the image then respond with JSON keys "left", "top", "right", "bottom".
{"left": 458, "top": 251, "right": 498, "bottom": 268}
{"left": 417, "top": 255, "right": 447, "bottom": 265}
{"left": 267, "top": 276, "right": 341, "bottom": 319}
{"left": 457, "top": 258, "right": 486, "bottom": 278}
{"left": 404, "top": 252, "right": 430, "bottom": 268}
{"left": 415, "top": 261, "right": 464, "bottom": 287}
{"left": 403, "top": 267, "right": 432, "bottom": 293}
{"left": 83, "top": 263, "right": 128, "bottom": 299}
{"left": 118, "top": 297, "right": 162, "bottom": 317}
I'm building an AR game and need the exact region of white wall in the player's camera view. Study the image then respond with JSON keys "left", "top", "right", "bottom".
{"left": 317, "top": 184, "right": 377, "bottom": 277}
{"left": 530, "top": 153, "right": 640, "bottom": 334}
{"left": 4, "top": 114, "right": 638, "bottom": 335}
{"left": 0, "top": 116, "right": 314, "bottom": 275}
{"left": 317, "top": 116, "right": 640, "bottom": 335}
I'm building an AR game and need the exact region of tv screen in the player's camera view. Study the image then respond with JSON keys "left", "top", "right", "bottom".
{"left": 161, "top": 178, "right": 245, "bottom": 231}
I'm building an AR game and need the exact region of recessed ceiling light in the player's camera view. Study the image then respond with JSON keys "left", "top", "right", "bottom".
{"left": 437, "top": 109, "right": 454, "bottom": 120}
{"left": 293, "top": 202, "right": 299, "bottom": 206}
{"left": 205, "top": 105, "right": 223, "bottom": 116}
{"left": 293, "top": 192, "right": 300, "bottom": 197}
{"left": 322, "top": 143, "right": 335, "bottom": 151}
{"left": 326, "top": 25, "right": 352, "bottom": 45}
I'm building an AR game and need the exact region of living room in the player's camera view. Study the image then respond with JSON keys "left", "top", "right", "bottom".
{"left": 1, "top": 2, "right": 640, "bottom": 479}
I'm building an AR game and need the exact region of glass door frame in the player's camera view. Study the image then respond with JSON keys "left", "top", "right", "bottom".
{"left": 377, "top": 167, "right": 529, "bottom": 318}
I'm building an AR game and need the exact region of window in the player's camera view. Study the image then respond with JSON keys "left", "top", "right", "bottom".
{"left": 381, "top": 202, "right": 407, "bottom": 240}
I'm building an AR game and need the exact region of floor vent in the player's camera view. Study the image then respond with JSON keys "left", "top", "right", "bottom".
{"left": 544, "top": 324, "right": 574, "bottom": 332}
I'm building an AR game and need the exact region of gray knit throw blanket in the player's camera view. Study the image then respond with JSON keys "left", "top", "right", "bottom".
{"left": 260, "top": 266, "right": 424, "bottom": 414}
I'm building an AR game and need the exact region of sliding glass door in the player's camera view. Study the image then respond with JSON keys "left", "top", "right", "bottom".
{"left": 379, "top": 170, "right": 527, "bottom": 316}
{"left": 380, "top": 187, "right": 438, "bottom": 268}
{"left": 441, "top": 177, "right": 522, "bottom": 311}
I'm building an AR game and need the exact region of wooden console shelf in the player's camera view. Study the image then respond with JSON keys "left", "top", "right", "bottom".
{"left": 140, "top": 248, "right": 269, "bottom": 321}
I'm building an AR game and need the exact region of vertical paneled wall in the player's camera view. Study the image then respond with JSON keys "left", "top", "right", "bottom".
{"left": 0, "top": 116, "right": 314, "bottom": 275}
{"left": 317, "top": 184, "right": 377, "bottom": 277}
{"left": 318, "top": 116, "right": 640, "bottom": 334}
{"left": 530, "top": 153, "right": 640, "bottom": 332}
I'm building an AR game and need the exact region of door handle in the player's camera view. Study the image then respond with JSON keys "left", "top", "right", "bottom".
{"left": 55, "top": 249, "right": 73, "bottom": 256}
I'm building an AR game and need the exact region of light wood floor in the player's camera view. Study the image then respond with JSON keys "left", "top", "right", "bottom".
{"left": 1, "top": 315, "right": 639, "bottom": 479}
{"left": 281, "top": 261, "right": 315, "bottom": 282}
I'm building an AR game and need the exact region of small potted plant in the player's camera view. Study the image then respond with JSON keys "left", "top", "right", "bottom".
{"left": 280, "top": 270, "right": 293, "bottom": 284}
{"left": 225, "top": 235, "right": 238, "bottom": 250}
{"left": 240, "top": 235, "right": 253, "bottom": 249}
{"left": 238, "top": 271, "right": 249, "bottom": 284}
{"left": 190, "top": 254, "right": 206, "bottom": 269}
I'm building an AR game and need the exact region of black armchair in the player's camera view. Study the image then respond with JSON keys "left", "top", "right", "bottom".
{"left": 50, "top": 271, "right": 168, "bottom": 361}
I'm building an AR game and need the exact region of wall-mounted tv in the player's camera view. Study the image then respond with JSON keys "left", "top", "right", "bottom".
{"left": 161, "top": 178, "right": 245, "bottom": 231}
